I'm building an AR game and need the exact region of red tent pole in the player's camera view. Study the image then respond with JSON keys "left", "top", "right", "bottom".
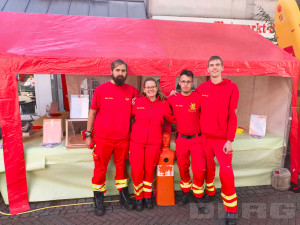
{"left": 290, "top": 108, "right": 299, "bottom": 187}
{"left": 290, "top": 75, "right": 300, "bottom": 190}
{"left": 0, "top": 72, "right": 30, "bottom": 215}
{"left": 61, "top": 74, "right": 69, "bottom": 111}
{"left": 298, "top": 105, "right": 300, "bottom": 188}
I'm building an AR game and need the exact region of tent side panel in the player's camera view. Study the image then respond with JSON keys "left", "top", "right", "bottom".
{"left": 160, "top": 75, "right": 176, "bottom": 96}
{"left": 0, "top": 71, "right": 30, "bottom": 215}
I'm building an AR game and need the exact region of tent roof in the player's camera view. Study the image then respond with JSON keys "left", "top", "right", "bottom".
{"left": 0, "top": 11, "right": 299, "bottom": 77}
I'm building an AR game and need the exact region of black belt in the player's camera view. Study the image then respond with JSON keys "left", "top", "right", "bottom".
{"left": 176, "top": 132, "right": 201, "bottom": 139}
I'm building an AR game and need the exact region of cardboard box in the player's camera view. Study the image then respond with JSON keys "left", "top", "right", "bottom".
{"left": 65, "top": 119, "right": 88, "bottom": 148}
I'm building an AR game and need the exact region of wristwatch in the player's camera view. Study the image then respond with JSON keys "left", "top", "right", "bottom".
{"left": 85, "top": 131, "right": 92, "bottom": 138}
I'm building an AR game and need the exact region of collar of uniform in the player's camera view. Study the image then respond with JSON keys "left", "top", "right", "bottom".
{"left": 145, "top": 95, "right": 159, "bottom": 103}
{"left": 179, "top": 92, "right": 193, "bottom": 97}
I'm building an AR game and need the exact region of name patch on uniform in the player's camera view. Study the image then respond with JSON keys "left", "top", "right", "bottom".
{"left": 105, "top": 97, "right": 114, "bottom": 100}
{"left": 137, "top": 107, "right": 145, "bottom": 110}
{"left": 202, "top": 94, "right": 209, "bottom": 97}
{"left": 125, "top": 98, "right": 129, "bottom": 101}
{"left": 188, "top": 103, "right": 196, "bottom": 112}
{"left": 175, "top": 105, "right": 183, "bottom": 107}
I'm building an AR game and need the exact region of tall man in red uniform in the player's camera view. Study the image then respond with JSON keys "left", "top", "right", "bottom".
{"left": 168, "top": 69, "right": 207, "bottom": 212}
{"left": 86, "top": 59, "right": 139, "bottom": 216}
{"left": 196, "top": 56, "right": 239, "bottom": 225}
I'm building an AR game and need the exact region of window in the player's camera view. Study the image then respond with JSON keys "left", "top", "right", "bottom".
{"left": 17, "top": 74, "right": 36, "bottom": 115}
{"left": 80, "top": 78, "right": 104, "bottom": 107}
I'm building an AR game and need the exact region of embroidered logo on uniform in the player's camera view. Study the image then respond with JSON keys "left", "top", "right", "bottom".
{"left": 188, "top": 103, "right": 196, "bottom": 112}
{"left": 175, "top": 105, "right": 183, "bottom": 107}
{"left": 137, "top": 107, "right": 145, "bottom": 109}
{"left": 202, "top": 94, "right": 209, "bottom": 97}
{"left": 125, "top": 98, "right": 129, "bottom": 101}
{"left": 105, "top": 97, "right": 113, "bottom": 100}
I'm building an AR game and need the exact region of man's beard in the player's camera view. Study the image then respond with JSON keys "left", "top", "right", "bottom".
{"left": 112, "top": 75, "right": 127, "bottom": 86}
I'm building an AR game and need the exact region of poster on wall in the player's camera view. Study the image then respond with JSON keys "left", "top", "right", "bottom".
{"left": 43, "top": 119, "right": 62, "bottom": 144}
{"left": 70, "top": 95, "right": 89, "bottom": 119}
{"left": 249, "top": 114, "right": 267, "bottom": 138}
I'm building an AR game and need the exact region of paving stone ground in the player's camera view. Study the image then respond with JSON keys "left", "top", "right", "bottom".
{"left": 0, "top": 185, "right": 299, "bottom": 225}
{"left": 0, "top": 153, "right": 296, "bottom": 224}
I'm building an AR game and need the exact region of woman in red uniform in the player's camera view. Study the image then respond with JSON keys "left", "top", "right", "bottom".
{"left": 130, "top": 78, "right": 175, "bottom": 211}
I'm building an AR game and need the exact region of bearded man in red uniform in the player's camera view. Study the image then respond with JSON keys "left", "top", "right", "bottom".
{"left": 196, "top": 56, "right": 239, "bottom": 225}
{"left": 86, "top": 59, "right": 139, "bottom": 216}
{"left": 168, "top": 69, "right": 207, "bottom": 213}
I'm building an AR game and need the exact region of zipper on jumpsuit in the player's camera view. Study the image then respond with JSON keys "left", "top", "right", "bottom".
{"left": 146, "top": 102, "right": 152, "bottom": 145}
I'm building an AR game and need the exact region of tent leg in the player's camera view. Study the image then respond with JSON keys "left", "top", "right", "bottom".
{"left": 61, "top": 74, "right": 69, "bottom": 111}
{"left": 290, "top": 174, "right": 300, "bottom": 192}
{"left": 0, "top": 73, "right": 30, "bottom": 215}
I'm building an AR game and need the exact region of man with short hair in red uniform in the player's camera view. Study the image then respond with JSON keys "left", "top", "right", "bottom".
{"left": 168, "top": 69, "right": 207, "bottom": 213}
{"left": 196, "top": 56, "right": 239, "bottom": 225}
{"left": 86, "top": 59, "right": 139, "bottom": 216}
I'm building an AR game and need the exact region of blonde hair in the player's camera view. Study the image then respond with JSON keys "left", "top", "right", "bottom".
{"left": 142, "top": 78, "right": 166, "bottom": 101}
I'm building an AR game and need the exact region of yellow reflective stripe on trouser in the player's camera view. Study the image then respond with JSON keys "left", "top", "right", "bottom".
{"left": 116, "top": 183, "right": 128, "bottom": 189}
{"left": 92, "top": 184, "right": 106, "bottom": 192}
{"left": 116, "top": 179, "right": 129, "bottom": 189}
{"left": 133, "top": 183, "right": 143, "bottom": 190}
{"left": 206, "top": 181, "right": 214, "bottom": 187}
{"left": 192, "top": 184, "right": 204, "bottom": 190}
{"left": 223, "top": 200, "right": 237, "bottom": 207}
{"left": 93, "top": 187, "right": 106, "bottom": 192}
{"left": 180, "top": 180, "right": 192, "bottom": 188}
{"left": 193, "top": 189, "right": 204, "bottom": 194}
{"left": 143, "top": 181, "right": 152, "bottom": 186}
{"left": 115, "top": 179, "right": 129, "bottom": 184}
{"left": 143, "top": 187, "right": 152, "bottom": 192}
{"left": 134, "top": 189, "right": 143, "bottom": 195}
{"left": 92, "top": 184, "right": 105, "bottom": 189}
{"left": 205, "top": 187, "right": 215, "bottom": 191}
{"left": 221, "top": 193, "right": 237, "bottom": 201}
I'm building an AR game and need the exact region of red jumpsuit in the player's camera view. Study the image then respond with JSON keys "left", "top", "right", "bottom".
{"left": 91, "top": 81, "right": 139, "bottom": 193}
{"left": 196, "top": 79, "right": 239, "bottom": 213}
{"left": 130, "top": 96, "right": 175, "bottom": 200}
{"left": 168, "top": 92, "right": 206, "bottom": 199}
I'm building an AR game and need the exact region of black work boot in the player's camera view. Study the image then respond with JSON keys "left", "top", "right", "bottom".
{"left": 226, "top": 212, "right": 237, "bottom": 225}
{"left": 145, "top": 197, "right": 154, "bottom": 210}
{"left": 179, "top": 191, "right": 189, "bottom": 206}
{"left": 136, "top": 198, "right": 144, "bottom": 212}
{"left": 194, "top": 197, "right": 209, "bottom": 214}
{"left": 203, "top": 193, "right": 215, "bottom": 203}
{"left": 93, "top": 191, "right": 105, "bottom": 216}
{"left": 119, "top": 187, "right": 134, "bottom": 210}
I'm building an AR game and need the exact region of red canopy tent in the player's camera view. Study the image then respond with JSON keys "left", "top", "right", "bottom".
{"left": 0, "top": 12, "right": 299, "bottom": 215}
